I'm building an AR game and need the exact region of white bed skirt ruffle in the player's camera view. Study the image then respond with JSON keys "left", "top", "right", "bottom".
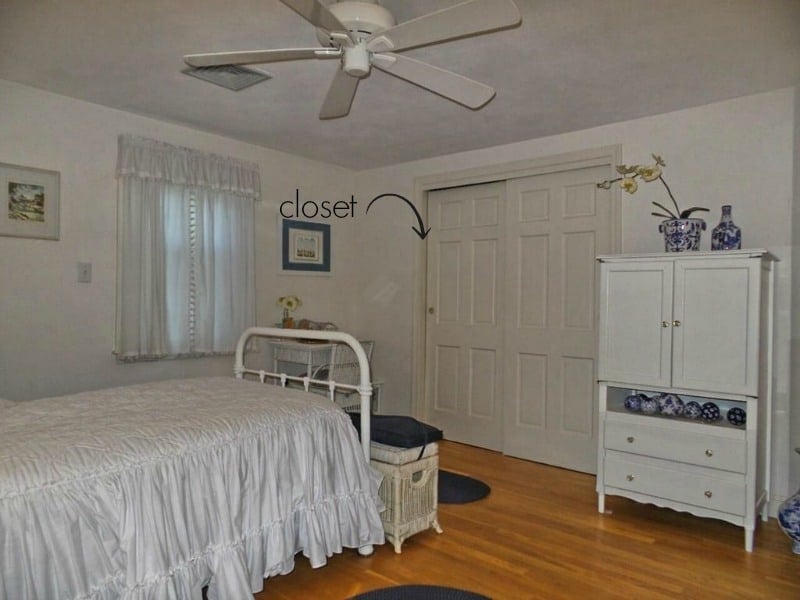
{"left": 0, "top": 377, "right": 384, "bottom": 599}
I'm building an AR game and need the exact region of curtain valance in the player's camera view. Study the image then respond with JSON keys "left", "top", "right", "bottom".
{"left": 116, "top": 135, "right": 261, "bottom": 200}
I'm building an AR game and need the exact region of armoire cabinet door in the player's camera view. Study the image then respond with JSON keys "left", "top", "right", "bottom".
{"left": 598, "top": 261, "right": 673, "bottom": 387}
{"left": 671, "top": 258, "right": 760, "bottom": 395}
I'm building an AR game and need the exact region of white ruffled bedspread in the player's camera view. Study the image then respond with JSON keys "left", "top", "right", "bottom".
{"left": 0, "top": 377, "right": 385, "bottom": 599}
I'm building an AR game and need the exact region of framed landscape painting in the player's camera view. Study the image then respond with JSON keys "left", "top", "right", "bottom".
{"left": 1, "top": 162, "right": 60, "bottom": 240}
{"left": 281, "top": 219, "right": 330, "bottom": 273}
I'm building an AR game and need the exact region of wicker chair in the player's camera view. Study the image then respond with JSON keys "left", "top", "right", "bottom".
{"left": 309, "top": 341, "right": 377, "bottom": 412}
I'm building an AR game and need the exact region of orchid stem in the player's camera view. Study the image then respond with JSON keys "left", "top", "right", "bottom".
{"left": 658, "top": 176, "right": 680, "bottom": 217}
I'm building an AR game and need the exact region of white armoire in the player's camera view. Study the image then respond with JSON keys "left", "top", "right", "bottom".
{"left": 595, "top": 250, "right": 775, "bottom": 552}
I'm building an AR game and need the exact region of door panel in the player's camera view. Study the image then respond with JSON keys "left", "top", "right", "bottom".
{"left": 516, "top": 352, "right": 547, "bottom": 427}
{"left": 425, "top": 182, "right": 505, "bottom": 450}
{"left": 437, "top": 242, "right": 461, "bottom": 321}
{"left": 472, "top": 239, "right": 498, "bottom": 323}
{"left": 433, "top": 345, "right": 459, "bottom": 411}
{"left": 518, "top": 234, "right": 548, "bottom": 327}
{"left": 598, "top": 262, "right": 673, "bottom": 388}
{"left": 672, "top": 258, "right": 760, "bottom": 394}
{"left": 503, "top": 166, "right": 612, "bottom": 473}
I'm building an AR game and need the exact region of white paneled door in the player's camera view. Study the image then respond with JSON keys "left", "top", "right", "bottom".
{"left": 502, "top": 166, "right": 612, "bottom": 472}
{"left": 425, "top": 182, "right": 506, "bottom": 450}
{"left": 425, "top": 165, "right": 613, "bottom": 473}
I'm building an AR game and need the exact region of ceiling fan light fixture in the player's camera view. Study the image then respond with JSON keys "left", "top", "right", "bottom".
{"left": 343, "top": 43, "right": 370, "bottom": 77}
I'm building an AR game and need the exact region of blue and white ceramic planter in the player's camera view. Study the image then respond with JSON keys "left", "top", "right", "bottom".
{"left": 778, "top": 448, "right": 800, "bottom": 554}
{"left": 659, "top": 218, "right": 706, "bottom": 252}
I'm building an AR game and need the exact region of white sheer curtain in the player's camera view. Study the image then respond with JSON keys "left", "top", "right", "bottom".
{"left": 115, "top": 135, "right": 258, "bottom": 361}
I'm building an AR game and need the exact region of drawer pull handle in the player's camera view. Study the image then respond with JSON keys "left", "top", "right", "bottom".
{"left": 626, "top": 474, "right": 635, "bottom": 482}
{"left": 661, "top": 321, "right": 670, "bottom": 328}
{"left": 704, "top": 490, "right": 713, "bottom": 498}
{"left": 627, "top": 436, "right": 635, "bottom": 443}
{"left": 705, "top": 449, "right": 714, "bottom": 457}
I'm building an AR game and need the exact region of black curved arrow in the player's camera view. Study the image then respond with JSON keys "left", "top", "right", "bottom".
{"left": 366, "top": 193, "right": 431, "bottom": 239}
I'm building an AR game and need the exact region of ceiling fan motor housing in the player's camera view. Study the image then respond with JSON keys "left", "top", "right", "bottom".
{"left": 316, "top": 1, "right": 396, "bottom": 45}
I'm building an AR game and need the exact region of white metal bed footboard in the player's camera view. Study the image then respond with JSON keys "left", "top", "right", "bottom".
{"left": 234, "top": 326, "right": 373, "bottom": 461}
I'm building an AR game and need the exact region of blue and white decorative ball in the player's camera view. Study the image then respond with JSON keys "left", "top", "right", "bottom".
{"left": 624, "top": 393, "right": 645, "bottom": 412}
{"left": 657, "top": 393, "right": 684, "bottom": 417}
{"left": 640, "top": 395, "right": 659, "bottom": 415}
{"left": 701, "top": 402, "right": 721, "bottom": 422}
{"left": 684, "top": 401, "right": 703, "bottom": 419}
{"left": 727, "top": 407, "right": 747, "bottom": 427}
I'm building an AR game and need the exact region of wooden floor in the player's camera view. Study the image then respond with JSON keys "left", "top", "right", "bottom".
{"left": 256, "top": 441, "right": 799, "bottom": 600}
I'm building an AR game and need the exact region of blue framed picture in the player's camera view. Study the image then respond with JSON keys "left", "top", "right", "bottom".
{"left": 281, "top": 219, "right": 331, "bottom": 272}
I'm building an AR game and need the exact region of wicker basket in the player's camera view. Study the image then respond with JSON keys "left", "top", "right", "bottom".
{"left": 371, "top": 451, "right": 443, "bottom": 553}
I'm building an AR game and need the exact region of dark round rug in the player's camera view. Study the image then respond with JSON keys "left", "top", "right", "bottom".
{"left": 438, "top": 470, "right": 491, "bottom": 504}
{"left": 350, "top": 585, "right": 490, "bottom": 600}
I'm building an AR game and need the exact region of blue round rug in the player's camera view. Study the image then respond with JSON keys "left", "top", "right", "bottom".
{"left": 350, "top": 585, "right": 490, "bottom": 599}
{"left": 438, "top": 470, "right": 491, "bottom": 504}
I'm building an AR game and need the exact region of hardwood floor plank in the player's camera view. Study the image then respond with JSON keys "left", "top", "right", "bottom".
{"left": 256, "top": 442, "right": 799, "bottom": 599}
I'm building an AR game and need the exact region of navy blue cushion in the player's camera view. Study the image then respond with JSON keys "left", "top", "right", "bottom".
{"left": 349, "top": 414, "right": 443, "bottom": 449}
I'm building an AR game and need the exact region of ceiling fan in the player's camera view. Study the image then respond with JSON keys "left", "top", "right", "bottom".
{"left": 184, "top": 0, "right": 521, "bottom": 119}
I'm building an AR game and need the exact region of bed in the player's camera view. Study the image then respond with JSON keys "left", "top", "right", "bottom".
{"left": 0, "top": 327, "right": 384, "bottom": 599}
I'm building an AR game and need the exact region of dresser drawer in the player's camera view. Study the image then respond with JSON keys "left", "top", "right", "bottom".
{"left": 604, "top": 416, "right": 746, "bottom": 473}
{"left": 604, "top": 452, "right": 746, "bottom": 516}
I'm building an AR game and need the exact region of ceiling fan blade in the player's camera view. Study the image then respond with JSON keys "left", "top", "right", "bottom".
{"left": 184, "top": 48, "right": 339, "bottom": 68}
{"left": 280, "top": 0, "right": 348, "bottom": 34}
{"left": 319, "top": 69, "right": 360, "bottom": 119}
{"left": 372, "top": 53, "right": 495, "bottom": 109}
{"left": 366, "top": 0, "right": 521, "bottom": 53}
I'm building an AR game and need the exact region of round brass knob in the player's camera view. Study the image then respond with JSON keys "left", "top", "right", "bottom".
{"left": 428, "top": 307, "right": 435, "bottom": 315}
{"left": 626, "top": 474, "right": 635, "bottom": 482}
{"left": 627, "top": 436, "right": 635, "bottom": 443}
{"left": 673, "top": 319, "right": 682, "bottom": 327}
{"left": 661, "top": 321, "right": 670, "bottom": 328}
{"left": 704, "top": 490, "right": 713, "bottom": 498}
{"left": 705, "top": 449, "right": 714, "bottom": 457}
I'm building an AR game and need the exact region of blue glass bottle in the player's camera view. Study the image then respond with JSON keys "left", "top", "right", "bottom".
{"left": 711, "top": 205, "right": 741, "bottom": 250}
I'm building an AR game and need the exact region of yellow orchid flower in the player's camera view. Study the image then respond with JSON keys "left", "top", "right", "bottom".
{"left": 637, "top": 164, "right": 662, "bottom": 182}
{"left": 620, "top": 177, "right": 638, "bottom": 194}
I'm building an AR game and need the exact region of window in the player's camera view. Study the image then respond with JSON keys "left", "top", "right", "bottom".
{"left": 114, "top": 135, "right": 258, "bottom": 361}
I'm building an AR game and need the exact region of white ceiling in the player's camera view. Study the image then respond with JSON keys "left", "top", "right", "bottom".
{"left": 1, "top": 0, "right": 799, "bottom": 170}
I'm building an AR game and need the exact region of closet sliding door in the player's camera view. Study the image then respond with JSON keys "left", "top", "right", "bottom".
{"left": 502, "top": 165, "right": 612, "bottom": 473}
{"left": 425, "top": 182, "right": 506, "bottom": 451}
{"left": 424, "top": 163, "right": 614, "bottom": 474}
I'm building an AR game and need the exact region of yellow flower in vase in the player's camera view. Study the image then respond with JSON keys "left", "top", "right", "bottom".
{"left": 277, "top": 295, "right": 301, "bottom": 327}
{"left": 597, "top": 154, "right": 710, "bottom": 252}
